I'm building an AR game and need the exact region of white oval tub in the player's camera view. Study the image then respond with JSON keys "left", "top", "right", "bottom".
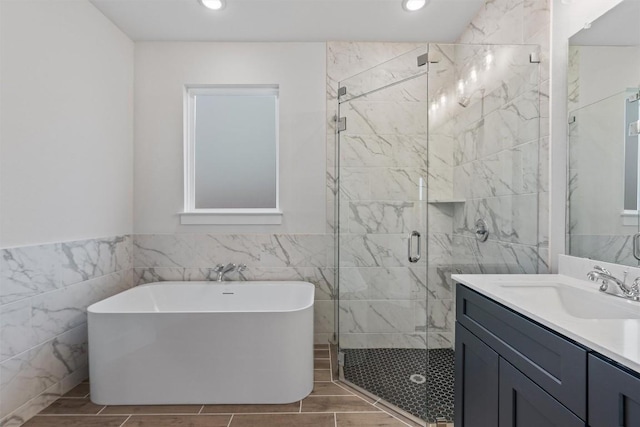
{"left": 87, "top": 281, "right": 314, "bottom": 405}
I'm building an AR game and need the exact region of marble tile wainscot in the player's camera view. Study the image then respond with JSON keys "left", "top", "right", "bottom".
{"left": 0, "top": 235, "right": 134, "bottom": 427}
{"left": 133, "top": 233, "right": 335, "bottom": 344}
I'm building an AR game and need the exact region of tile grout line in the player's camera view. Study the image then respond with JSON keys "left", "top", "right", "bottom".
{"left": 295, "top": 411, "right": 385, "bottom": 414}
{"left": 305, "top": 394, "right": 355, "bottom": 399}
{"left": 96, "top": 406, "right": 107, "bottom": 415}
{"left": 299, "top": 400, "right": 302, "bottom": 413}
{"left": 197, "top": 404, "right": 204, "bottom": 414}
{"left": 50, "top": 410, "right": 209, "bottom": 417}
{"left": 305, "top": 395, "right": 363, "bottom": 398}
{"left": 334, "top": 412, "right": 337, "bottom": 427}
{"left": 332, "top": 383, "right": 357, "bottom": 396}
{"left": 36, "top": 411, "right": 389, "bottom": 416}
{"left": 118, "top": 415, "right": 132, "bottom": 427}
{"left": 226, "top": 414, "right": 233, "bottom": 427}
{"left": 343, "top": 390, "right": 379, "bottom": 407}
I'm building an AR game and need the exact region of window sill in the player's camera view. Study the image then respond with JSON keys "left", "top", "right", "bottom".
{"left": 179, "top": 209, "right": 283, "bottom": 225}
{"left": 621, "top": 210, "right": 639, "bottom": 226}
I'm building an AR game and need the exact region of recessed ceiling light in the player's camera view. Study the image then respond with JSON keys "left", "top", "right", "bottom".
{"left": 199, "top": 0, "right": 225, "bottom": 10}
{"left": 402, "top": 0, "right": 428, "bottom": 12}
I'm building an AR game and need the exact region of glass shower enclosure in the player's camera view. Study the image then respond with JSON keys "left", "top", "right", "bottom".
{"left": 334, "top": 43, "right": 541, "bottom": 424}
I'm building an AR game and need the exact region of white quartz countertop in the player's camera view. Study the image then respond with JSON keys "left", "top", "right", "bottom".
{"left": 452, "top": 273, "right": 640, "bottom": 374}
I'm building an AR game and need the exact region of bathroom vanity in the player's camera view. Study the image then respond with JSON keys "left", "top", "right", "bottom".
{"left": 453, "top": 266, "right": 640, "bottom": 427}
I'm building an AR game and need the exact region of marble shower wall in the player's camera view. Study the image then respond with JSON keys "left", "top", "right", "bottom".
{"left": 328, "top": 43, "right": 456, "bottom": 349}
{"left": 0, "top": 236, "right": 133, "bottom": 426}
{"left": 133, "top": 234, "right": 335, "bottom": 344}
{"left": 449, "top": 44, "right": 542, "bottom": 276}
{"left": 453, "top": 0, "right": 550, "bottom": 275}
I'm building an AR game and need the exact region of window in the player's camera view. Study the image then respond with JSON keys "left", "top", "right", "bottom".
{"left": 181, "top": 85, "right": 281, "bottom": 224}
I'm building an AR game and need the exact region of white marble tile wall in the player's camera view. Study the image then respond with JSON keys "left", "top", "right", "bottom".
{"left": 567, "top": 46, "right": 580, "bottom": 113}
{"left": 326, "top": 42, "right": 422, "bottom": 235}
{"left": 0, "top": 235, "right": 133, "bottom": 426}
{"left": 568, "top": 235, "right": 639, "bottom": 267}
{"left": 559, "top": 254, "right": 640, "bottom": 282}
{"left": 133, "top": 234, "right": 335, "bottom": 344}
{"left": 452, "top": 0, "right": 550, "bottom": 276}
{"left": 450, "top": 55, "right": 543, "bottom": 275}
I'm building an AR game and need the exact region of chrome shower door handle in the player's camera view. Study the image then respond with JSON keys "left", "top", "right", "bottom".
{"left": 408, "top": 231, "right": 421, "bottom": 263}
{"left": 634, "top": 233, "right": 640, "bottom": 261}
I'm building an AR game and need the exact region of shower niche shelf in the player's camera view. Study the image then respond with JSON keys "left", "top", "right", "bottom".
{"left": 427, "top": 199, "right": 465, "bottom": 204}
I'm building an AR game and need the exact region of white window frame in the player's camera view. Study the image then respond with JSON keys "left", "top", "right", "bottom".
{"left": 180, "top": 84, "right": 282, "bottom": 225}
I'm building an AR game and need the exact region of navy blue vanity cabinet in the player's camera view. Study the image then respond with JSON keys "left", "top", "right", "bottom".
{"left": 455, "top": 284, "right": 588, "bottom": 427}
{"left": 499, "top": 358, "right": 584, "bottom": 427}
{"left": 589, "top": 354, "right": 640, "bottom": 427}
{"left": 454, "top": 323, "right": 499, "bottom": 427}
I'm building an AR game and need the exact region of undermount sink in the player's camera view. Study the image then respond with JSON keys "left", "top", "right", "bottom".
{"left": 498, "top": 282, "right": 640, "bottom": 320}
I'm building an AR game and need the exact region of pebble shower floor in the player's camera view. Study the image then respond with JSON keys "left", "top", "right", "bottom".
{"left": 342, "top": 348, "right": 455, "bottom": 423}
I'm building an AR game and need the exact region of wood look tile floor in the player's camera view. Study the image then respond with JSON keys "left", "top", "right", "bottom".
{"left": 25, "top": 344, "right": 427, "bottom": 427}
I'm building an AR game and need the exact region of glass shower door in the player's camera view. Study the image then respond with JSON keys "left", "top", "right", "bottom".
{"left": 335, "top": 42, "right": 541, "bottom": 424}
{"left": 336, "top": 45, "right": 431, "bottom": 422}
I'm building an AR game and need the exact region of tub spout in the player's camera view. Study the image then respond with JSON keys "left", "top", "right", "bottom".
{"left": 214, "top": 263, "right": 236, "bottom": 282}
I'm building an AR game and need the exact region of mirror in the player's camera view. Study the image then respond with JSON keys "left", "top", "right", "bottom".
{"left": 567, "top": 0, "right": 640, "bottom": 267}
{"left": 182, "top": 85, "right": 281, "bottom": 224}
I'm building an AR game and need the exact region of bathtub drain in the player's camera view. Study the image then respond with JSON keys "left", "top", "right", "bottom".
{"left": 409, "top": 374, "right": 426, "bottom": 384}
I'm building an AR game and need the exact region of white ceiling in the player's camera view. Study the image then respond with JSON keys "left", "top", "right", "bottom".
{"left": 570, "top": 0, "right": 640, "bottom": 46}
{"left": 90, "top": 0, "right": 484, "bottom": 42}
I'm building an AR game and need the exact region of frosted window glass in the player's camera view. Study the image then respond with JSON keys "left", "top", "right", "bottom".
{"left": 193, "top": 92, "right": 277, "bottom": 209}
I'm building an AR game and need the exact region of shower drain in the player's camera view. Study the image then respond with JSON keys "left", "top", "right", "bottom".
{"left": 409, "top": 374, "right": 426, "bottom": 384}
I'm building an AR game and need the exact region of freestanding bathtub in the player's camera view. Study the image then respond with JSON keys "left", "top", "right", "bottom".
{"left": 87, "top": 281, "right": 314, "bottom": 405}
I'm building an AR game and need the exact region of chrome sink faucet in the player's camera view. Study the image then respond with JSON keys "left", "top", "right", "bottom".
{"left": 587, "top": 265, "right": 640, "bottom": 301}
{"left": 213, "top": 263, "right": 247, "bottom": 282}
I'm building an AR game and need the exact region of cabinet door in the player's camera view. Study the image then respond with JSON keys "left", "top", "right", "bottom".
{"left": 499, "top": 359, "right": 584, "bottom": 427}
{"left": 457, "top": 284, "right": 587, "bottom": 418}
{"left": 455, "top": 323, "right": 499, "bottom": 427}
{"left": 589, "top": 355, "right": 640, "bottom": 427}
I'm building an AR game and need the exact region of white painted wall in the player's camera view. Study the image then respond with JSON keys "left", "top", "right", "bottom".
{"left": 549, "top": 0, "right": 624, "bottom": 271}
{"left": 573, "top": 46, "right": 640, "bottom": 110}
{"left": 134, "top": 42, "right": 326, "bottom": 234}
{"left": 0, "top": 0, "right": 134, "bottom": 248}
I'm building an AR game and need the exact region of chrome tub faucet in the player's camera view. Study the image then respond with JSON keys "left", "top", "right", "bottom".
{"left": 213, "top": 263, "right": 247, "bottom": 282}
